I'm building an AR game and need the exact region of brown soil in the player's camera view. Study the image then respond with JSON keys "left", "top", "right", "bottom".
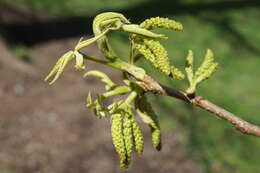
{"left": 0, "top": 36, "right": 201, "bottom": 173}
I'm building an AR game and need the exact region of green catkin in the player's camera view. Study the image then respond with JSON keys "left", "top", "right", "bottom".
{"left": 137, "top": 17, "right": 185, "bottom": 79}
{"left": 111, "top": 113, "right": 128, "bottom": 169}
{"left": 123, "top": 112, "right": 133, "bottom": 166}
{"left": 135, "top": 43, "right": 156, "bottom": 63}
{"left": 143, "top": 39, "right": 171, "bottom": 75}
{"left": 131, "top": 115, "right": 144, "bottom": 156}
{"left": 135, "top": 39, "right": 184, "bottom": 79}
{"left": 150, "top": 125, "right": 161, "bottom": 151}
{"left": 140, "top": 17, "right": 183, "bottom": 31}
{"left": 137, "top": 96, "right": 161, "bottom": 151}
{"left": 135, "top": 39, "right": 171, "bottom": 76}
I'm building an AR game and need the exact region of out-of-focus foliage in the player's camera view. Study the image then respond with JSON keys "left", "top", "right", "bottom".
{"left": 10, "top": 44, "right": 30, "bottom": 61}
{"left": 2, "top": 0, "right": 148, "bottom": 17}
{"left": 3, "top": 0, "right": 260, "bottom": 172}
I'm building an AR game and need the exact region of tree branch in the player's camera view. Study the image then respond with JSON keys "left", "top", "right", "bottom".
{"left": 141, "top": 74, "right": 260, "bottom": 137}
{"left": 81, "top": 50, "right": 260, "bottom": 137}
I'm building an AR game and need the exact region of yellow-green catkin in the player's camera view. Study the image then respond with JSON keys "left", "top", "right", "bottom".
{"left": 123, "top": 113, "right": 133, "bottom": 166}
{"left": 131, "top": 115, "right": 144, "bottom": 156}
{"left": 143, "top": 39, "right": 171, "bottom": 75}
{"left": 111, "top": 113, "right": 128, "bottom": 169}
{"left": 135, "top": 39, "right": 171, "bottom": 76}
{"left": 135, "top": 42, "right": 156, "bottom": 64}
{"left": 150, "top": 124, "right": 161, "bottom": 151}
{"left": 135, "top": 39, "right": 184, "bottom": 79}
{"left": 140, "top": 17, "right": 183, "bottom": 31}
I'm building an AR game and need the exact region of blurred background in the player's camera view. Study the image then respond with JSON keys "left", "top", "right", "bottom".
{"left": 0, "top": 0, "right": 260, "bottom": 173}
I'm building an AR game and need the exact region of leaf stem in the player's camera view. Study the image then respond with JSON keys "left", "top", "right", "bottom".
{"left": 129, "top": 35, "right": 135, "bottom": 64}
{"left": 120, "top": 90, "right": 138, "bottom": 109}
{"left": 81, "top": 52, "right": 146, "bottom": 80}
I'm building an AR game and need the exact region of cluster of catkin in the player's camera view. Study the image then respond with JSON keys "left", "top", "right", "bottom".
{"left": 110, "top": 95, "right": 161, "bottom": 169}
{"left": 135, "top": 17, "right": 185, "bottom": 80}
{"left": 111, "top": 108, "right": 143, "bottom": 168}
{"left": 84, "top": 70, "right": 161, "bottom": 169}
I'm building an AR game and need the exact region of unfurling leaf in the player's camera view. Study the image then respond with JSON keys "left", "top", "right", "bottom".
{"left": 122, "top": 24, "right": 167, "bottom": 39}
{"left": 136, "top": 96, "right": 161, "bottom": 151}
{"left": 194, "top": 49, "right": 218, "bottom": 84}
{"left": 185, "top": 50, "right": 194, "bottom": 84}
{"left": 45, "top": 51, "right": 75, "bottom": 85}
{"left": 74, "top": 50, "right": 85, "bottom": 71}
{"left": 92, "top": 12, "right": 130, "bottom": 59}
{"left": 84, "top": 70, "right": 116, "bottom": 90}
{"left": 185, "top": 49, "right": 218, "bottom": 94}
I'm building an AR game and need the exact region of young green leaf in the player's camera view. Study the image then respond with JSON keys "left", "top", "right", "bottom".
{"left": 74, "top": 50, "right": 85, "bottom": 71}
{"left": 185, "top": 49, "right": 218, "bottom": 94}
{"left": 45, "top": 51, "right": 75, "bottom": 85}
{"left": 84, "top": 70, "right": 116, "bottom": 90}
{"left": 122, "top": 24, "right": 167, "bottom": 39}
{"left": 135, "top": 96, "right": 161, "bottom": 151}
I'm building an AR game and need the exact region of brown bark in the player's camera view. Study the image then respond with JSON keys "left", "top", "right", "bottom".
{"left": 141, "top": 74, "right": 260, "bottom": 137}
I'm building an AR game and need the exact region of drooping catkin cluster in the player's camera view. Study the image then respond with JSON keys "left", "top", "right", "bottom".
{"left": 110, "top": 110, "right": 144, "bottom": 169}
{"left": 134, "top": 17, "right": 184, "bottom": 80}
{"left": 143, "top": 39, "right": 171, "bottom": 75}
{"left": 109, "top": 97, "right": 162, "bottom": 169}
{"left": 83, "top": 70, "right": 163, "bottom": 168}
{"left": 111, "top": 113, "right": 128, "bottom": 168}
{"left": 136, "top": 39, "right": 171, "bottom": 75}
